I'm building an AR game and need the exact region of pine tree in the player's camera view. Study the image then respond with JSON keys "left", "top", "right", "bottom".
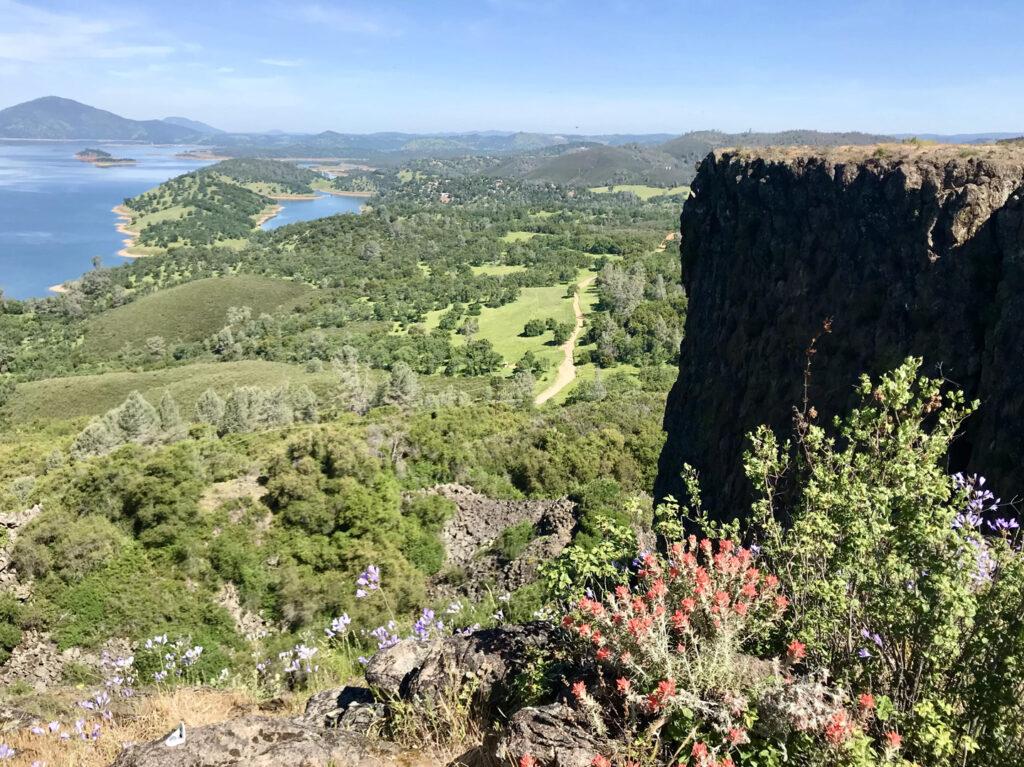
{"left": 195, "top": 389, "right": 225, "bottom": 425}
{"left": 115, "top": 391, "right": 160, "bottom": 445}
{"left": 378, "top": 362, "right": 420, "bottom": 410}
{"left": 333, "top": 348, "right": 372, "bottom": 415}
{"left": 70, "top": 418, "right": 121, "bottom": 462}
{"left": 157, "top": 392, "right": 187, "bottom": 443}
{"left": 219, "top": 387, "right": 258, "bottom": 435}
{"left": 256, "top": 385, "right": 293, "bottom": 428}
{"left": 293, "top": 386, "right": 319, "bottom": 423}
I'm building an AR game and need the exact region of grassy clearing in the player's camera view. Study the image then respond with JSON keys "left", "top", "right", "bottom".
{"left": 81, "top": 275, "right": 312, "bottom": 357}
{"left": 588, "top": 184, "right": 691, "bottom": 200}
{"left": 470, "top": 264, "right": 526, "bottom": 276}
{"left": 500, "top": 231, "right": 539, "bottom": 243}
{"left": 8, "top": 361, "right": 336, "bottom": 424}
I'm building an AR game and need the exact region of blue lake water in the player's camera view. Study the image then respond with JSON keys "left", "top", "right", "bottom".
{"left": 0, "top": 141, "right": 212, "bottom": 299}
{"left": 261, "top": 193, "right": 365, "bottom": 230}
{"left": 0, "top": 142, "right": 364, "bottom": 299}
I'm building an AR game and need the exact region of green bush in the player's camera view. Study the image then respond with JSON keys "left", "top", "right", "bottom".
{"left": 493, "top": 521, "right": 536, "bottom": 562}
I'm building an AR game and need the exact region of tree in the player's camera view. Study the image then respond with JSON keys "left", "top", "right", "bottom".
{"left": 551, "top": 321, "right": 575, "bottom": 345}
{"left": 360, "top": 240, "right": 381, "bottom": 261}
{"left": 523, "top": 318, "right": 546, "bottom": 337}
{"left": 0, "top": 375, "right": 14, "bottom": 410}
{"left": 334, "top": 348, "right": 372, "bottom": 415}
{"left": 377, "top": 362, "right": 421, "bottom": 410}
{"left": 157, "top": 393, "right": 187, "bottom": 443}
{"left": 115, "top": 391, "right": 160, "bottom": 445}
{"left": 195, "top": 389, "right": 225, "bottom": 425}
{"left": 458, "top": 317, "right": 479, "bottom": 342}
{"left": 44, "top": 448, "right": 65, "bottom": 474}
{"left": 146, "top": 335, "right": 167, "bottom": 358}
{"left": 256, "top": 385, "right": 293, "bottom": 428}
{"left": 219, "top": 387, "right": 259, "bottom": 435}
{"left": 70, "top": 418, "right": 121, "bottom": 462}
{"left": 292, "top": 386, "right": 319, "bottom": 423}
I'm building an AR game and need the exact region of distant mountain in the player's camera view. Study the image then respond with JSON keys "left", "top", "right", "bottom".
{"left": 163, "top": 116, "right": 223, "bottom": 134}
{"left": 0, "top": 97, "right": 204, "bottom": 142}
{"left": 659, "top": 130, "right": 894, "bottom": 166}
{"left": 892, "top": 132, "right": 1024, "bottom": 144}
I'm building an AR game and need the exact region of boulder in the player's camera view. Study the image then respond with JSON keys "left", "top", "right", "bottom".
{"left": 111, "top": 715, "right": 405, "bottom": 767}
{"left": 302, "top": 685, "right": 384, "bottom": 733}
{"left": 493, "top": 704, "right": 605, "bottom": 767}
{"left": 367, "top": 622, "right": 559, "bottom": 714}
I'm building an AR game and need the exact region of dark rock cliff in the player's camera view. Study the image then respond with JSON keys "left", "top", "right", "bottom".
{"left": 655, "top": 144, "right": 1024, "bottom": 520}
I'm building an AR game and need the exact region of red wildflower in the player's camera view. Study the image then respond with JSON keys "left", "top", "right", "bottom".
{"left": 620, "top": 651, "right": 631, "bottom": 663}
{"left": 774, "top": 595, "right": 789, "bottom": 611}
{"left": 744, "top": 566, "right": 760, "bottom": 581}
{"left": 884, "top": 731, "right": 902, "bottom": 749}
{"left": 713, "top": 590, "right": 730, "bottom": 608}
{"left": 859, "top": 693, "right": 875, "bottom": 710}
{"left": 741, "top": 582, "right": 757, "bottom": 597}
{"left": 680, "top": 596, "right": 697, "bottom": 613}
{"left": 656, "top": 678, "right": 676, "bottom": 699}
{"left": 728, "top": 727, "right": 746, "bottom": 745}
{"left": 764, "top": 574, "right": 779, "bottom": 589}
{"left": 719, "top": 539, "right": 734, "bottom": 553}
{"left": 577, "top": 623, "right": 592, "bottom": 638}
{"left": 786, "top": 640, "right": 806, "bottom": 661}
{"left": 672, "top": 610, "right": 690, "bottom": 630}
{"left": 561, "top": 616, "right": 574, "bottom": 627}
{"left": 520, "top": 755, "right": 537, "bottom": 767}
{"left": 646, "top": 578, "right": 667, "bottom": 599}
{"left": 720, "top": 758, "right": 735, "bottom": 767}
{"left": 571, "top": 681, "right": 586, "bottom": 699}
{"left": 692, "top": 742, "right": 709, "bottom": 760}
{"left": 596, "top": 647, "right": 610, "bottom": 661}
{"left": 616, "top": 677, "right": 631, "bottom": 693}
{"left": 824, "top": 711, "right": 851, "bottom": 745}
{"left": 591, "top": 756, "right": 611, "bottom": 767}
{"left": 733, "top": 602, "right": 749, "bottom": 616}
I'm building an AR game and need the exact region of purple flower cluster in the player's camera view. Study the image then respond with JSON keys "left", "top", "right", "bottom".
{"left": 281, "top": 644, "right": 319, "bottom": 675}
{"left": 411, "top": 608, "right": 445, "bottom": 641}
{"left": 857, "top": 628, "right": 883, "bottom": 659}
{"left": 355, "top": 564, "right": 380, "bottom": 598}
{"left": 324, "top": 614, "right": 351, "bottom": 639}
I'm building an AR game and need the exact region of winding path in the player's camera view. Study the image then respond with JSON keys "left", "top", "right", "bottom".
{"left": 535, "top": 276, "right": 597, "bottom": 405}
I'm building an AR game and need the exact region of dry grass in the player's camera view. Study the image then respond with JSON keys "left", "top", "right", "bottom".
{"left": 4, "top": 686, "right": 298, "bottom": 767}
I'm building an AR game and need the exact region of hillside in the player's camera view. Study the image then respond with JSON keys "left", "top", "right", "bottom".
{"left": 118, "top": 158, "right": 331, "bottom": 251}
{"left": 0, "top": 96, "right": 204, "bottom": 142}
{"left": 163, "top": 116, "right": 224, "bottom": 134}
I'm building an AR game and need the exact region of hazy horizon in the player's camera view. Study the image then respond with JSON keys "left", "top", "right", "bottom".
{"left": 2, "top": 0, "right": 1023, "bottom": 136}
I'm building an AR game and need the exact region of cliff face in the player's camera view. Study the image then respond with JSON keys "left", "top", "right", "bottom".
{"left": 656, "top": 145, "right": 1024, "bottom": 519}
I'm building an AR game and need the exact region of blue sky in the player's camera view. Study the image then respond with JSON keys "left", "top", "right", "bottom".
{"left": 1, "top": 0, "right": 1022, "bottom": 135}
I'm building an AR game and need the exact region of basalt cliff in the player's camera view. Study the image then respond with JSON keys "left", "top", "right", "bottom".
{"left": 656, "top": 144, "right": 1024, "bottom": 519}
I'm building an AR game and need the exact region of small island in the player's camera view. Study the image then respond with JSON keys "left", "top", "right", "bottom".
{"left": 74, "top": 148, "right": 138, "bottom": 166}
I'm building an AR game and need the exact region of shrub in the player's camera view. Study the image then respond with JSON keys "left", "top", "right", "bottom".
{"left": 743, "top": 358, "right": 1024, "bottom": 765}
{"left": 493, "top": 521, "right": 536, "bottom": 562}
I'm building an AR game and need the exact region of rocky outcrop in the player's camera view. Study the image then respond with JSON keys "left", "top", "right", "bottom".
{"left": 112, "top": 715, "right": 411, "bottom": 767}
{"left": 426, "top": 484, "right": 577, "bottom": 600}
{"left": 656, "top": 144, "right": 1024, "bottom": 519}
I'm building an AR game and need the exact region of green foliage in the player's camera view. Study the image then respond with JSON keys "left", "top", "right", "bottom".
{"left": 492, "top": 521, "right": 536, "bottom": 562}
{"left": 745, "top": 358, "right": 1024, "bottom": 764}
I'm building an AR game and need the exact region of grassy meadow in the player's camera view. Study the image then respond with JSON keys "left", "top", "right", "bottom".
{"left": 81, "top": 275, "right": 312, "bottom": 357}
{"left": 589, "top": 184, "right": 691, "bottom": 200}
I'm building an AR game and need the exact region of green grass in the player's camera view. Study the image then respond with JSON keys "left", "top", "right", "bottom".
{"left": 7, "top": 361, "right": 337, "bottom": 424}
{"left": 470, "top": 264, "right": 526, "bottom": 276}
{"left": 500, "top": 231, "right": 539, "bottom": 243}
{"left": 588, "top": 184, "right": 691, "bottom": 200}
{"left": 81, "top": 275, "right": 313, "bottom": 357}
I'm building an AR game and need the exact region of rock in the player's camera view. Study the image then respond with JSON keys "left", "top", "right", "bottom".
{"left": 365, "top": 639, "right": 434, "bottom": 697}
{"left": 424, "top": 484, "right": 578, "bottom": 601}
{"left": 656, "top": 144, "right": 1024, "bottom": 520}
{"left": 367, "top": 623, "right": 559, "bottom": 716}
{"left": 111, "top": 715, "right": 405, "bottom": 767}
{"left": 302, "top": 685, "right": 384, "bottom": 733}
{"left": 493, "top": 704, "right": 605, "bottom": 767}
{"left": 0, "top": 705, "right": 39, "bottom": 732}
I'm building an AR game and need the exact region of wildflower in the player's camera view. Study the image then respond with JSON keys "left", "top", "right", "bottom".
{"left": 720, "top": 758, "right": 735, "bottom": 767}
{"left": 728, "top": 727, "right": 746, "bottom": 745}
{"left": 733, "top": 602, "right": 748, "bottom": 616}
{"left": 858, "top": 648, "right": 872, "bottom": 659}
{"left": 592, "top": 757, "right": 611, "bottom": 767}
{"left": 325, "top": 614, "right": 351, "bottom": 638}
{"left": 571, "top": 681, "right": 587, "bottom": 699}
{"left": 774, "top": 595, "right": 789, "bottom": 611}
{"left": 692, "top": 742, "right": 710, "bottom": 761}
{"left": 616, "top": 677, "right": 631, "bottom": 692}
{"left": 30, "top": 726, "right": 44, "bottom": 735}
{"left": 884, "top": 731, "right": 902, "bottom": 749}
{"left": 48, "top": 722, "right": 60, "bottom": 733}
{"left": 859, "top": 693, "right": 875, "bottom": 710}
{"left": 520, "top": 755, "right": 537, "bottom": 767}
{"left": 355, "top": 589, "right": 368, "bottom": 599}
{"left": 596, "top": 647, "right": 611, "bottom": 661}
{"left": 786, "top": 640, "right": 806, "bottom": 661}
{"left": 0, "top": 744, "right": 14, "bottom": 759}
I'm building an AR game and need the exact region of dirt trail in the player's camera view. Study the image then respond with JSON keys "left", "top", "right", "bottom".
{"left": 656, "top": 230, "right": 679, "bottom": 252}
{"left": 536, "top": 276, "right": 597, "bottom": 405}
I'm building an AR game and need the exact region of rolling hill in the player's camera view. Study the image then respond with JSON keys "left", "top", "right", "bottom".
{"left": 163, "top": 116, "right": 224, "bottom": 134}
{"left": 0, "top": 96, "right": 205, "bottom": 142}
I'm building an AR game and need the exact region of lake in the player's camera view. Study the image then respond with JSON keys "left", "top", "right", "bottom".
{"left": 0, "top": 142, "right": 364, "bottom": 299}
{"left": 261, "top": 193, "right": 365, "bottom": 230}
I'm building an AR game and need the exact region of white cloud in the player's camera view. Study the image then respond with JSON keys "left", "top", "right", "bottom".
{"left": 294, "top": 3, "right": 404, "bottom": 37}
{"left": 0, "top": 0, "right": 174, "bottom": 62}
{"left": 259, "top": 58, "right": 304, "bottom": 67}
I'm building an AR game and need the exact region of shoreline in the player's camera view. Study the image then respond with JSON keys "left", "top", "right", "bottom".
{"left": 254, "top": 204, "right": 284, "bottom": 229}
{"left": 112, "top": 205, "right": 149, "bottom": 258}
{"left": 317, "top": 188, "right": 372, "bottom": 198}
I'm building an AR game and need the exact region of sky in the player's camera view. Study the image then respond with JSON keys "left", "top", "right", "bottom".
{"left": 1, "top": 0, "right": 1022, "bottom": 135}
